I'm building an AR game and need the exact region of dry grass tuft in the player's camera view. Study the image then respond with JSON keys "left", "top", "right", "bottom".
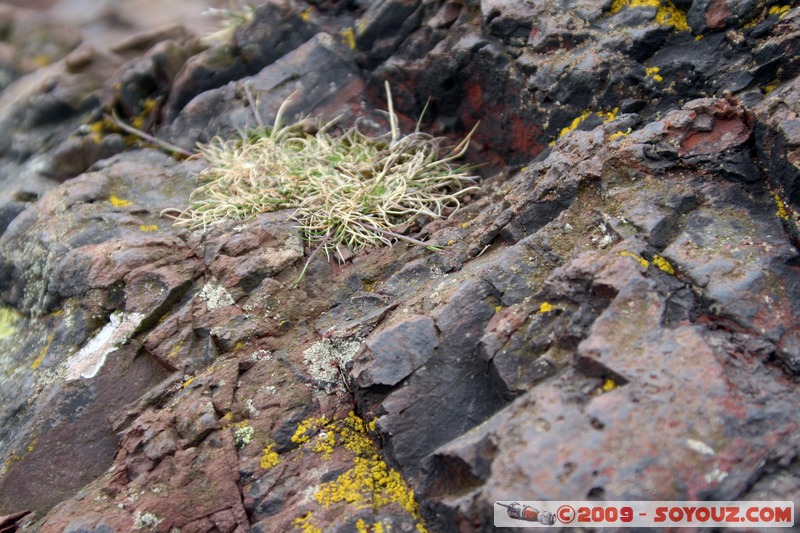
{"left": 167, "top": 82, "right": 479, "bottom": 277}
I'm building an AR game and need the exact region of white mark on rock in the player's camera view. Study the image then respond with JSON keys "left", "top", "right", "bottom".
{"left": 704, "top": 467, "right": 728, "bottom": 483}
{"left": 65, "top": 311, "right": 145, "bottom": 380}
{"left": 686, "top": 438, "right": 715, "bottom": 456}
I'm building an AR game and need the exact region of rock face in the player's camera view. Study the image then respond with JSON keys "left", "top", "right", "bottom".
{"left": 1, "top": 1, "right": 799, "bottom": 532}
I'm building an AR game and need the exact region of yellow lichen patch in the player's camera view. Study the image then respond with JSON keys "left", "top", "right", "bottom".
{"left": 142, "top": 98, "right": 158, "bottom": 114}
{"left": 356, "top": 519, "right": 386, "bottom": 533}
{"left": 646, "top": 66, "right": 664, "bottom": 82}
{"left": 764, "top": 81, "right": 779, "bottom": 94}
{"left": 293, "top": 512, "right": 322, "bottom": 533}
{"left": 362, "top": 280, "right": 378, "bottom": 292}
{"left": 291, "top": 412, "right": 428, "bottom": 532}
{"left": 314, "top": 455, "right": 426, "bottom": 529}
{"left": 598, "top": 108, "right": 619, "bottom": 122}
{"left": 494, "top": 305, "right": 503, "bottom": 313}
{"left": 764, "top": 70, "right": 783, "bottom": 94}
{"left": 33, "top": 54, "right": 51, "bottom": 68}
{"left": 602, "top": 378, "right": 618, "bottom": 392}
{"left": 260, "top": 444, "right": 280, "bottom": 469}
{"left": 138, "top": 224, "right": 159, "bottom": 232}
{"left": 610, "top": 0, "right": 690, "bottom": 31}
{"left": 168, "top": 341, "right": 184, "bottom": 360}
{"left": 311, "top": 429, "right": 337, "bottom": 457}
{"left": 291, "top": 414, "right": 329, "bottom": 447}
{"left": 769, "top": 5, "right": 791, "bottom": 18}
{"left": 539, "top": 302, "right": 554, "bottom": 313}
{"left": 619, "top": 251, "right": 650, "bottom": 269}
{"left": 775, "top": 194, "right": 790, "bottom": 221}
{"left": 299, "top": 7, "right": 313, "bottom": 22}
{"left": 109, "top": 195, "right": 132, "bottom": 207}
{"left": 652, "top": 255, "right": 675, "bottom": 275}
{"left": 0, "top": 307, "right": 21, "bottom": 341}
{"left": 553, "top": 108, "right": 619, "bottom": 144}
{"left": 340, "top": 27, "right": 356, "bottom": 50}
{"left": 2, "top": 453, "right": 20, "bottom": 475}
{"left": 555, "top": 110, "right": 591, "bottom": 142}
{"left": 181, "top": 375, "right": 195, "bottom": 388}
{"left": 609, "top": 130, "right": 629, "bottom": 141}
{"left": 129, "top": 99, "right": 159, "bottom": 130}
{"left": 88, "top": 121, "right": 105, "bottom": 143}
{"left": 31, "top": 334, "right": 55, "bottom": 370}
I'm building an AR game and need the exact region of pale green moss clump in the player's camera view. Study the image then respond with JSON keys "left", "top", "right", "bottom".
{"left": 169, "top": 83, "right": 478, "bottom": 263}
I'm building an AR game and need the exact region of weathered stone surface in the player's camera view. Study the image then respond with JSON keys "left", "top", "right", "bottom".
{"left": 163, "top": 0, "right": 317, "bottom": 121}
{"left": 354, "top": 314, "right": 437, "bottom": 387}
{"left": 163, "top": 31, "right": 367, "bottom": 151}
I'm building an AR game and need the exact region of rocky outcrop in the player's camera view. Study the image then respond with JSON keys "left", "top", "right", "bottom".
{"left": 1, "top": 1, "right": 799, "bottom": 532}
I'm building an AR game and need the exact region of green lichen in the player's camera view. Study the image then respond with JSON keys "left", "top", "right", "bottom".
{"left": 233, "top": 421, "right": 255, "bottom": 448}
{"left": 0, "top": 307, "right": 21, "bottom": 340}
{"left": 132, "top": 511, "right": 163, "bottom": 531}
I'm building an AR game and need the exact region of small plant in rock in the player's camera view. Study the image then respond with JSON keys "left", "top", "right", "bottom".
{"left": 201, "top": 3, "right": 256, "bottom": 45}
{"left": 167, "top": 82, "right": 479, "bottom": 281}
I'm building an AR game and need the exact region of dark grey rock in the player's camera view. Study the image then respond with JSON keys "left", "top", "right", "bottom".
{"left": 355, "top": 315, "right": 437, "bottom": 387}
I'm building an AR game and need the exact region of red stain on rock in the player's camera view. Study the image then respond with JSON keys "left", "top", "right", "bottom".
{"left": 465, "top": 81, "right": 483, "bottom": 112}
{"left": 680, "top": 118, "right": 750, "bottom": 156}
{"left": 706, "top": 0, "right": 731, "bottom": 29}
{"left": 510, "top": 115, "right": 545, "bottom": 157}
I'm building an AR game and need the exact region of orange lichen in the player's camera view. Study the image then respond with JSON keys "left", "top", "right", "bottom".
{"left": 31, "top": 334, "right": 55, "bottom": 370}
